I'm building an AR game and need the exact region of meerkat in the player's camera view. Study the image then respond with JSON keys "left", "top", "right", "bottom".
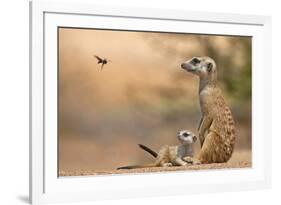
{"left": 117, "top": 130, "right": 197, "bottom": 169}
{"left": 181, "top": 56, "right": 235, "bottom": 164}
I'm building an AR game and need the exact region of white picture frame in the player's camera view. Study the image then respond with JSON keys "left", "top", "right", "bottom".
{"left": 29, "top": 1, "right": 272, "bottom": 204}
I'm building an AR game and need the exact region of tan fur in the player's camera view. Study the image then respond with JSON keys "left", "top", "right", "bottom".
{"left": 181, "top": 56, "right": 235, "bottom": 164}
{"left": 117, "top": 130, "right": 197, "bottom": 169}
{"left": 154, "top": 145, "right": 188, "bottom": 167}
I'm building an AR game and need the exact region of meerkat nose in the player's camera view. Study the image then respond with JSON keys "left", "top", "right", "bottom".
{"left": 181, "top": 63, "right": 185, "bottom": 68}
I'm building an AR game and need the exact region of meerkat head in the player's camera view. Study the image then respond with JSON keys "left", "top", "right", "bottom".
{"left": 181, "top": 56, "right": 217, "bottom": 81}
{"left": 177, "top": 130, "right": 197, "bottom": 145}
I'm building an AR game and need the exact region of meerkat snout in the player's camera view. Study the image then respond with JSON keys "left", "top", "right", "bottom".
{"left": 181, "top": 63, "right": 186, "bottom": 68}
{"left": 181, "top": 62, "right": 193, "bottom": 71}
{"left": 181, "top": 57, "right": 200, "bottom": 72}
{"left": 177, "top": 130, "right": 197, "bottom": 144}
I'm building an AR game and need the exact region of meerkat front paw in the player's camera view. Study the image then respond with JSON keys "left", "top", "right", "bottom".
{"left": 162, "top": 163, "right": 173, "bottom": 167}
{"left": 183, "top": 156, "right": 193, "bottom": 164}
{"left": 192, "top": 159, "right": 201, "bottom": 165}
{"left": 183, "top": 156, "right": 201, "bottom": 165}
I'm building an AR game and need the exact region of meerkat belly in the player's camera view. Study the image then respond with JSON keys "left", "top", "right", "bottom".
{"left": 199, "top": 87, "right": 217, "bottom": 113}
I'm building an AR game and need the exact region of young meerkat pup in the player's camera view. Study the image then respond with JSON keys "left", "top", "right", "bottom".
{"left": 117, "top": 130, "right": 197, "bottom": 170}
{"left": 181, "top": 56, "right": 236, "bottom": 164}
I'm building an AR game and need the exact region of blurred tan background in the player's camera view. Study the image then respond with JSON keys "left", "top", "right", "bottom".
{"left": 58, "top": 28, "right": 251, "bottom": 173}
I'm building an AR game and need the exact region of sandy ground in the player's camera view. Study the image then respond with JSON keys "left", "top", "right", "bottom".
{"left": 59, "top": 150, "right": 251, "bottom": 177}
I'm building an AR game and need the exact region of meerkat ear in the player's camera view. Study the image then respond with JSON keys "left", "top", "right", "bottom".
{"left": 193, "top": 135, "right": 197, "bottom": 142}
{"left": 207, "top": 63, "right": 213, "bottom": 72}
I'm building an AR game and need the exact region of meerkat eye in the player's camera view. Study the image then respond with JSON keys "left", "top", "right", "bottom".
{"left": 191, "top": 58, "right": 200, "bottom": 64}
{"left": 183, "top": 132, "right": 189, "bottom": 137}
{"left": 207, "top": 62, "right": 213, "bottom": 72}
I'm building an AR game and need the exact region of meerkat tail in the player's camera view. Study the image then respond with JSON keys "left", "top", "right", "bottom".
{"left": 117, "top": 164, "right": 156, "bottom": 170}
{"left": 138, "top": 144, "right": 158, "bottom": 158}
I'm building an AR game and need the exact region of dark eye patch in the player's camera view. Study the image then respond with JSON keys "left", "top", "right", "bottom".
{"left": 183, "top": 132, "right": 189, "bottom": 137}
{"left": 191, "top": 58, "right": 200, "bottom": 65}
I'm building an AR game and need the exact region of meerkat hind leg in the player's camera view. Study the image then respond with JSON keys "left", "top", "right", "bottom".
{"left": 198, "top": 132, "right": 222, "bottom": 163}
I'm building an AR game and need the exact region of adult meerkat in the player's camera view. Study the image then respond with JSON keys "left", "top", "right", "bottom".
{"left": 117, "top": 130, "right": 197, "bottom": 169}
{"left": 181, "top": 56, "right": 235, "bottom": 164}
